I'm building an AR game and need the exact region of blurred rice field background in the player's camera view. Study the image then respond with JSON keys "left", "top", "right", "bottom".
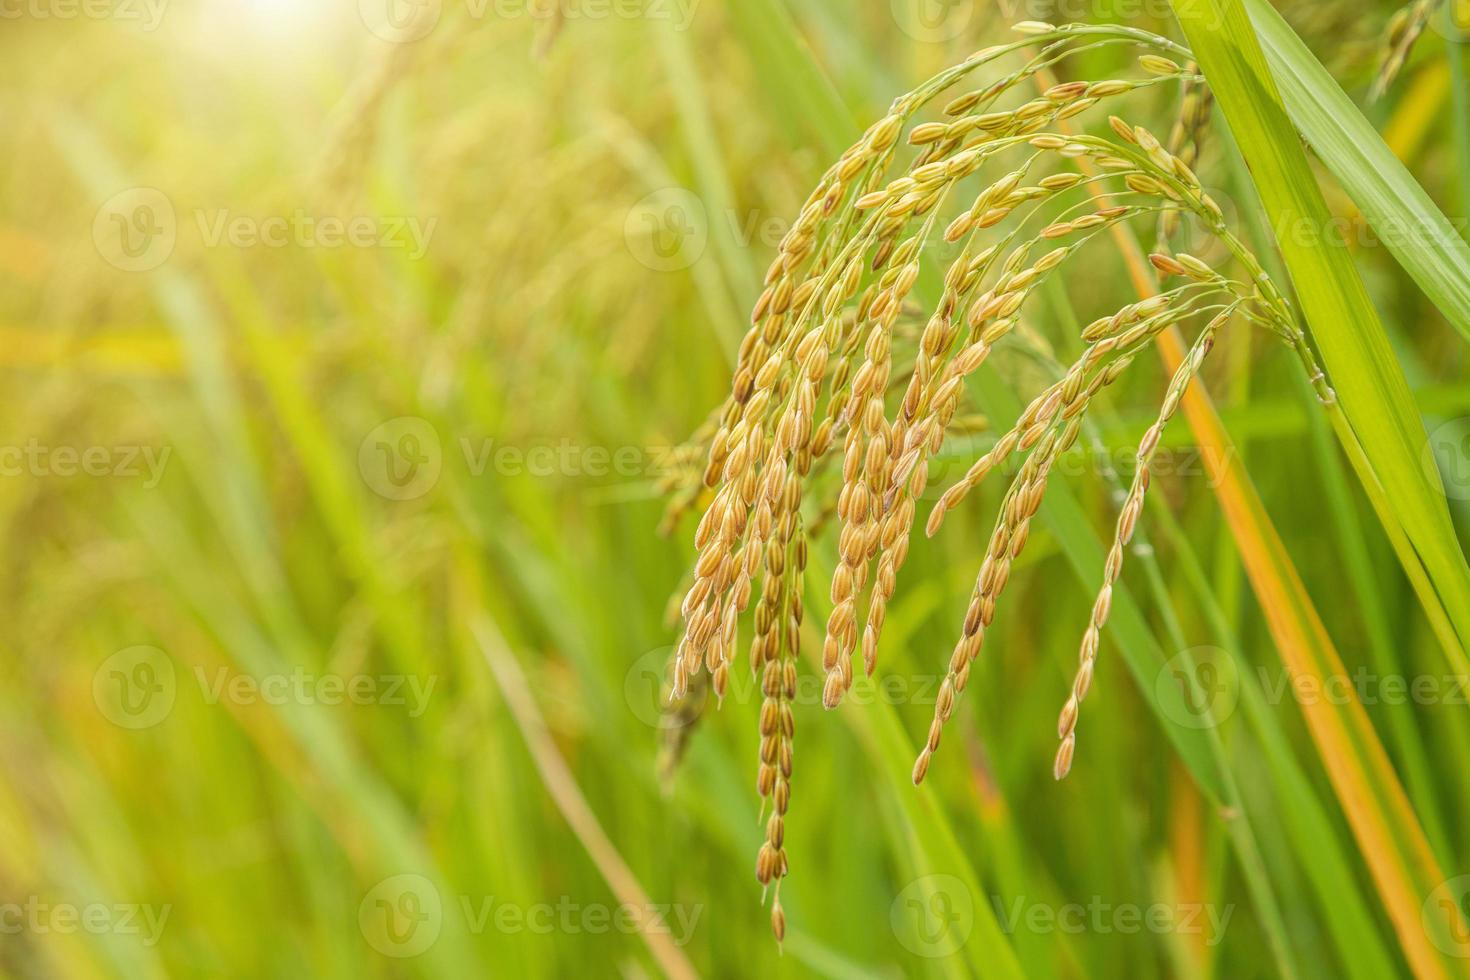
{"left": 3, "top": 0, "right": 1470, "bottom": 976}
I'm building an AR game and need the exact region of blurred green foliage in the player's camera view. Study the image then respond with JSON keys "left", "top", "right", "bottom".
{"left": 0, "top": 0, "right": 1466, "bottom": 977}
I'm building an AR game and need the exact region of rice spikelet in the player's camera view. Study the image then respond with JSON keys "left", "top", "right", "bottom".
{"left": 660, "top": 22, "right": 1310, "bottom": 940}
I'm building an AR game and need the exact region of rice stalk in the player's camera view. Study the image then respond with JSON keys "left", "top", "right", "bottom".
{"left": 662, "top": 21, "right": 1315, "bottom": 939}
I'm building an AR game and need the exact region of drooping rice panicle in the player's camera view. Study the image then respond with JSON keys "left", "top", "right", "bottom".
{"left": 661, "top": 22, "right": 1309, "bottom": 940}
{"left": 1054, "top": 299, "right": 1233, "bottom": 779}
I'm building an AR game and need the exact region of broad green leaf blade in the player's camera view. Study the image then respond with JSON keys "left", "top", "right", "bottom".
{"left": 1243, "top": 0, "right": 1470, "bottom": 344}
{"left": 1231, "top": 9, "right": 1470, "bottom": 672}
{"left": 1168, "top": 1, "right": 1470, "bottom": 975}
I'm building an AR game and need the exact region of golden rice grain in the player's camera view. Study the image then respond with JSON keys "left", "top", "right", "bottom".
{"left": 662, "top": 24, "right": 1299, "bottom": 940}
